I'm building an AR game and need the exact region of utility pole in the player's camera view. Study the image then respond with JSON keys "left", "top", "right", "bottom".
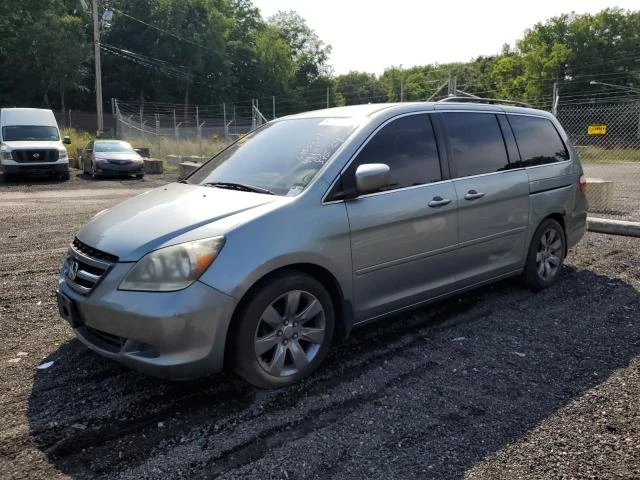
{"left": 326, "top": 87, "right": 330, "bottom": 109}
{"left": 399, "top": 64, "right": 404, "bottom": 102}
{"left": 92, "top": 0, "right": 104, "bottom": 136}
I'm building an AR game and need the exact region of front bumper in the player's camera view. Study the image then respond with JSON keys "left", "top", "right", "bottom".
{"left": 2, "top": 160, "right": 69, "bottom": 175}
{"left": 57, "top": 262, "right": 237, "bottom": 380}
{"left": 95, "top": 161, "right": 144, "bottom": 175}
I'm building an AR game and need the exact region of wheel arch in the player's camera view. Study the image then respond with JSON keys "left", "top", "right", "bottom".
{"left": 223, "top": 263, "right": 352, "bottom": 367}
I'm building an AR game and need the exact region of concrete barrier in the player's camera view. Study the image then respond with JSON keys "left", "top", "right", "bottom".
{"left": 178, "top": 161, "right": 201, "bottom": 179}
{"left": 166, "top": 155, "right": 183, "bottom": 165}
{"left": 143, "top": 158, "right": 163, "bottom": 174}
{"left": 588, "top": 217, "right": 640, "bottom": 238}
{"left": 586, "top": 178, "right": 614, "bottom": 212}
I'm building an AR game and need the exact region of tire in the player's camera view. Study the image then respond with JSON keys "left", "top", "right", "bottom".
{"left": 60, "top": 170, "right": 70, "bottom": 181}
{"left": 523, "top": 218, "right": 566, "bottom": 291}
{"left": 230, "top": 272, "right": 335, "bottom": 388}
{"left": 91, "top": 162, "right": 98, "bottom": 179}
{"left": 136, "top": 174, "right": 144, "bottom": 179}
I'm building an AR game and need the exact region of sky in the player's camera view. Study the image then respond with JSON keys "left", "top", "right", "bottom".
{"left": 252, "top": 0, "right": 640, "bottom": 75}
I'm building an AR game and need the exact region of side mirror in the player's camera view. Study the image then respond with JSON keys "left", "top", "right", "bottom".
{"left": 355, "top": 163, "right": 390, "bottom": 194}
{"left": 62, "top": 136, "right": 71, "bottom": 145}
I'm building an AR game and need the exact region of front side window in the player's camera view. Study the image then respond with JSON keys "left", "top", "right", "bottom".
{"left": 343, "top": 113, "right": 441, "bottom": 193}
{"left": 508, "top": 115, "right": 569, "bottom": 167}
{"left": 2, "top": 126, "right": 59, "bottom": 141}
{"left": 189, "top": 117, "right": 359, "bottom": 196}
{"left": 442, "top": 112, "right": 509, "bottom": 178}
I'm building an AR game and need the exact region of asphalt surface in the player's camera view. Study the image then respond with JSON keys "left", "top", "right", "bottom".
{"left": 0, "top": 170, "right": 638, "bottom": 479}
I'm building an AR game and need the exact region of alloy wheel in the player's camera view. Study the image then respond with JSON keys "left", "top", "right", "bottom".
{"left": 254, "top": 290, "right": 326, "bottom": 377}
{"left": 536, "top": 228, "right": 562, "bottom": 280}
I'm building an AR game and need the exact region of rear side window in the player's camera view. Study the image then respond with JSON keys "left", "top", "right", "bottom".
{"left": 345, "top": 113, "right": 441, "bottom": 191}
{"left": 441, "top": 112, "right": 509, "bottom": 178}
{"left": 508, "top": 115, "right": 569, "bottom": 167}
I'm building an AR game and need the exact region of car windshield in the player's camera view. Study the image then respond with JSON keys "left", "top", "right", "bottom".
{"left": 94, "top": 141, "right": 136, "bottom": 153}
{"left": 2, "top": 126, "right": 59, "bottom": 141}
{"left": 188, "top": 117, "right": 360, "bottom": 196}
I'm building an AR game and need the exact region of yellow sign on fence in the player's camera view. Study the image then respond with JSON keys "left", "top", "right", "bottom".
{"left": 587, "top": 124, "right": 607, "bottom": 135}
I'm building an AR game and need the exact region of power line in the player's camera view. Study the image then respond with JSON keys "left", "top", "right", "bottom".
{"left": 109, "top": 7, "right": 217, "bottom": 53}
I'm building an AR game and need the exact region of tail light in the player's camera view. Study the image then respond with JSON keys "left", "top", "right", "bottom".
{"left": 578, "top": 174, "right": 587, "bottom": 193}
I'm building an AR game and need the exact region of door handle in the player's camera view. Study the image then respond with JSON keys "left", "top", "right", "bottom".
{"left": 464, "top": 189, "right": 485, "bottom": 200}
{"left": 428, "top": 196, "right": 451, "bottom": 208}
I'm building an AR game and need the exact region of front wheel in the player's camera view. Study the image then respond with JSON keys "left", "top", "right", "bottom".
{"left": 523, "top": 218, "right": 566, "bottom": 291}
{"left": 230, "top": 272, "right": 335, "bottom": 388}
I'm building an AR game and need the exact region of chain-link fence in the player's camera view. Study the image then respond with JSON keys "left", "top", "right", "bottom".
{"left": 113, "top": 99, "right": 265, "bottom": 164}
{"left": 556, "top": 99, "right": 640, "bottom": 222}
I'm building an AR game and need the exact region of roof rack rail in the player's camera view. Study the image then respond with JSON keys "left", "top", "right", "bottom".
{"left": 437, "top": 96, "right": 533, "bottom": 108}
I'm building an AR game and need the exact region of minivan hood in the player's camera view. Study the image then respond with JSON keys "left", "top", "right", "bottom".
{"left": 1, "top": 140, "right": 63, "bottom": 149}
{"left": 77, "top": 183, "right": 279, "bottom": 261}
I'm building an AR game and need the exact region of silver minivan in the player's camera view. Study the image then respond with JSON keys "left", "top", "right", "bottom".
{"left": 57, "top": 99, "right": 587, "bottom": 388}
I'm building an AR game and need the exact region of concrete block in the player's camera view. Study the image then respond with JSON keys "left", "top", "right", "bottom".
{"left": 143, "top": 158, "right": 163, "bottom": 174}
{"left": 178, "top": 161, "right": 201, "bottom": 179}
{"left": 586, "top": 178, "right": 614, "bottom": 212}
{"left": 166, "top": 154, "right": 183, "bottom": 165}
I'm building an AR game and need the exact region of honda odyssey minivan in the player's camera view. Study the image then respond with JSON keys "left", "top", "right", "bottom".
{"left": 57, "top": 99, "right": 587, "bottom": 388}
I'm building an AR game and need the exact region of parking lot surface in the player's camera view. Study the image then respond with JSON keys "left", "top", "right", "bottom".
{"left": 0, "top": 171, "right": 638, "bottom": 479}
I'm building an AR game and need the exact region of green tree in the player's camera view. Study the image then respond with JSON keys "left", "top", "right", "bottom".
{"left": 335, "top": 71, "right": 386, "bottom": 105}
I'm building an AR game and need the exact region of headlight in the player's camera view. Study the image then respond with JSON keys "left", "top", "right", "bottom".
{"left": 119, "top": 236, "right": 225, "bottom": 292}
{"left": 58, "top": 150, "right": 68, "bottom": 159}
{"left": 1, "top": 150, "right": 13, "bottom": 160}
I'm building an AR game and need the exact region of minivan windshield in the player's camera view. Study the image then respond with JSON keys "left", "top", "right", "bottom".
{"left": 2, "top": 126, "right": 59, "bottom": 141}
{"left": 188, "top": 117, "right": 359, "bottom": 196}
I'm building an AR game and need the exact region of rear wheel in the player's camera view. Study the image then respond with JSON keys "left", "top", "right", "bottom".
{"left": 230, "top": 272, "right": 335, "bottom": 388}
{"left": 136, "top": 173, "right": 144, "bottom": 179}
{"left": 523, "top": 218, "right": 566, "bottom": 291}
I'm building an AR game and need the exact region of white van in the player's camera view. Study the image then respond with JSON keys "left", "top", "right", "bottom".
{"left": 0, "top": 108, "right": 71, "bottom": 181}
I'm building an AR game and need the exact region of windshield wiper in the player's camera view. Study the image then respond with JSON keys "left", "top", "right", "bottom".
{"left": 202, "top": 182, "right": 275, "bottom": 195}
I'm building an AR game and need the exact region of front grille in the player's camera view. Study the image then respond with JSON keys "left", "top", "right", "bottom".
{"left": 72, "top": 238, "right": 119, "bottom": 263}
{"left": 11, "top": 149, "right": 59, "bottom": 163}
{"left": 64, "top": 238, "right": 118, "bottom": 295}
{"left": 107, "top": 159, "right": 132, "bottom": 165}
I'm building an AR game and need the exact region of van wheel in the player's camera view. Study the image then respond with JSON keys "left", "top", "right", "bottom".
{"left": 91, "top": 162, "right": 98, "bottom": 179}
{"left": 230, "top": 272, "right": 334, "bottom": 389}
{"left": 523, "top": 218, "right": 566, "bottom": 291}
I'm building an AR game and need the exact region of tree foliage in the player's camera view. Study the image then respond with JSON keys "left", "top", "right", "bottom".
{"left": 0, "top": 3, "right": 637, "bottom": 117}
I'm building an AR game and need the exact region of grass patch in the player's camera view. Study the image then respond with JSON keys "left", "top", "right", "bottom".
{"left": 123, "top": 136, "right": 227, "bottom": 161}
{"left": 60, "top": 127, "right": 95, "bottom": 167}
{"left": 577, "top": 146, "right": 640, "bottom": 163}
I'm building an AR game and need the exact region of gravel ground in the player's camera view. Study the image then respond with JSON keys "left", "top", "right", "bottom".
{"left": 0, "top": 170, "right": 638, "bottom": 480}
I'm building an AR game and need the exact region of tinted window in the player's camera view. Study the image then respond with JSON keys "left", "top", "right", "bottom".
{"left": 345, "top": 114, "right": 441, "bottom": 192}
{"left": 508, "top": 115, "right": 569, "bottom": 167}
{"left": 442, "top": 112, "right": 509, "bottom": 177}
